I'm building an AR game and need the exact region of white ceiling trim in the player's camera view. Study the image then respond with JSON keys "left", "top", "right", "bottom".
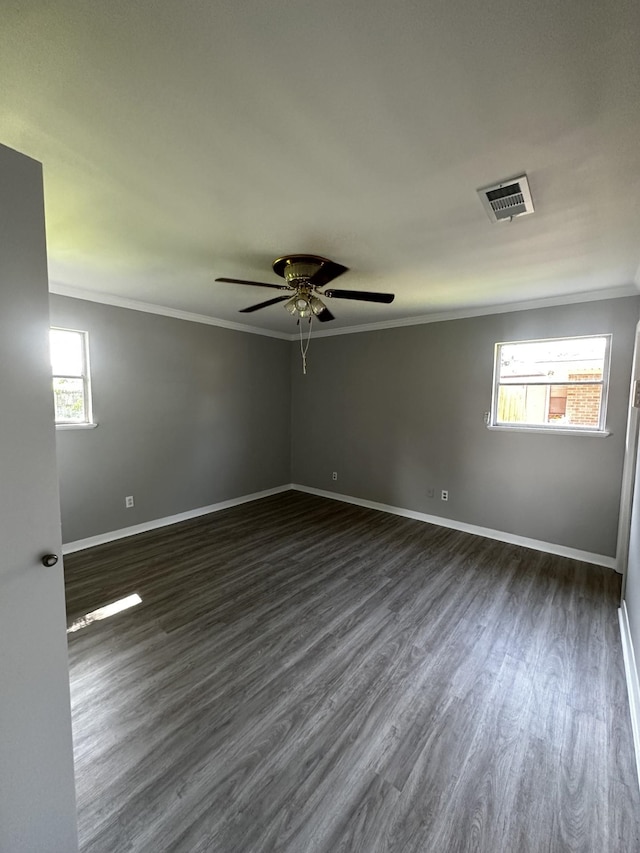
{"left": 50, "top": 281, "right": 639, "bottom": 342}
{"left": 309, "top": 285, "right": 640, "bottom": 338}
{"left": 48, "top": 283, "right": 292, "bottom": 341}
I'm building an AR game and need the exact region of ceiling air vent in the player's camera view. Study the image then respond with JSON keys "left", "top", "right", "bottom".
{"left": 477, "top": 174, "right": 534, "bottom": 223}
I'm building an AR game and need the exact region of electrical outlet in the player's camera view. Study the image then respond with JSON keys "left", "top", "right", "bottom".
{"left": 332, "top": 472, "right": 338, "bottom": 481}
{"left": 441, "top": 490, "right": 449, "bottom": 502}
{"left": 125, "top": 495, "right": 134, "bottom": 508}
{"left": 427, "top": 488, "right": 435, "bottom": 498}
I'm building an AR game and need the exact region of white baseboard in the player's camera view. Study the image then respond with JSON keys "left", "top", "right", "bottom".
{"left": 619, "top": 602, "right": 640, "bottom": 789}
{"left": 64, "top": 481, "right": 619, "bottom": 572}
{"left": 62, "top": 485, "right": 292, "bottom": 554}
{"left": 291, "top": 484, "right": 618, "bottom": 571}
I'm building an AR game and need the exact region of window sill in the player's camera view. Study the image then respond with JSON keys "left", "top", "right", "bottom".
{"left": 487, "top": 425, "right": 610, "bottom": 437}
{"left": 55, "top": 423, "right": 98, "bottom": 430}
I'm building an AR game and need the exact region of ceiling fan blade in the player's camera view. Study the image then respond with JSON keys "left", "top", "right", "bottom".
{"left": 308, "top": 261, "right": 349, "bottom": 288}
{"left": 216, "top": 277, "right": 289, "bottom": 292}
{"left": 316, "top": 307, "right": 335, "bottom": 322}
{"left": 324, "top": 288, "right": 395, "bottom": 304}
{"left": 239, "top": 295, "right": 290, "bottom": 313}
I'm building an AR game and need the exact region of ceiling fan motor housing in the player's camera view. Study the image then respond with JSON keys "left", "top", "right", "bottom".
{"left": 272, "top": 254, "right": 328, "bottom": 284}
{"left": 285, "top": 262, "right": 321, "bottom": 285}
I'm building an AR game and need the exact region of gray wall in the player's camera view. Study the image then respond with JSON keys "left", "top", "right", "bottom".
{"left": 51, "top": 296, "right": 291, "bottom": 543}
{"left": 291, "top": 296, "right": 640, "bottom": 557}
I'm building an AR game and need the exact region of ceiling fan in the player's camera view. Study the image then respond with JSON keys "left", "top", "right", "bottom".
{"left": 215, "top": 254, "right": 395, "bottom": 323}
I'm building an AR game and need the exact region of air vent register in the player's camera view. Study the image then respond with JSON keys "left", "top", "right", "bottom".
{"left": 477, "top": 174, "right": 534, "bottom": 222}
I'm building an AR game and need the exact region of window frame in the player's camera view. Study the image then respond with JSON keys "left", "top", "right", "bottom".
{"left": 50, "top": 327, "right": 95, "bottom": 428}
{"left": 490, "top": 333, "right": 612, "bottom": 435}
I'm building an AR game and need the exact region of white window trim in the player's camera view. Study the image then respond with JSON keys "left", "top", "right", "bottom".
{"left": 487, "top": 425, "right": 610, "bottom": 437}
{"left": 55, "top": 422, "right": 99, "bottom": 431}
{"left": 489, "top": 333, "right": 612, "bottom": 435}
{"left": 51, "top": 327, "right": 97, "bottom": 427}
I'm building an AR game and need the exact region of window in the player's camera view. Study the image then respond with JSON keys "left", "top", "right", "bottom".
{"left": 50, "top": 328, "right": 93, "bottom": 425}
{"left": 491, "top": 334, "right": 611, "bottom": 432}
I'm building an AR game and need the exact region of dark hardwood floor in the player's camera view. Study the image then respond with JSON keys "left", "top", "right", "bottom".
{"left": 64, "top": 491, "right": 640, "bottom": 852}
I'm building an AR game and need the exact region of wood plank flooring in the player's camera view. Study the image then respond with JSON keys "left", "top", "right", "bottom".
{"left": 64, "top": 491, "right": 640, "bottom": 852}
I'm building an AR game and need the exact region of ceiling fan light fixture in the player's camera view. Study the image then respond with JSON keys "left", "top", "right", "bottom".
{"left": 284, "top": 296, "right": 298, "bottom": 315}
{"left": 285, "top": 294, "right": 312, "bottom": 318}
{"left": 309, "top": 295, "right": 327, "bottom": 316}
{"left": 295, "top": 296, "right": 312, "bottom": 318}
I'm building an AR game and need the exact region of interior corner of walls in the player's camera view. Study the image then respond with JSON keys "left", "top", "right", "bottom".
{"left": 290, "top": 484, "right": 617, "bottom": 571}
{"left": 62, "top": 485, "right": 293, "bottom": 554}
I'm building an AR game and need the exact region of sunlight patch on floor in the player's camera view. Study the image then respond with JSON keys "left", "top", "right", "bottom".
{"left": 67, "top": 593, "right": 142, "bottom": 633}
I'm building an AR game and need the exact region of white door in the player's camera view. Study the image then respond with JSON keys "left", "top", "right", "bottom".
{"left": 0, "top": 144, "right": 79, "bottom": 852}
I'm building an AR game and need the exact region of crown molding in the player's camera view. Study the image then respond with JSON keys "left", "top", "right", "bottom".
{"left": 48, "top": 283, "right": 292, "bottom": 340}
{"left": 309, "top": 284, "right": 640, "bottom": 338}
{"left": 50, "top": 281, "right": 639, "bottom": 342}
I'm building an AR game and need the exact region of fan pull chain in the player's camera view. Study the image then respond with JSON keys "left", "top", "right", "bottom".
{"left": 299, "top": 315, "right": 313, "bottom": 374}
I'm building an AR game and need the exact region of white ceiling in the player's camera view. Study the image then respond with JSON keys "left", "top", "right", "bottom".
{"left": 2, "top": 0, "right": 640, "bottom": 336}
